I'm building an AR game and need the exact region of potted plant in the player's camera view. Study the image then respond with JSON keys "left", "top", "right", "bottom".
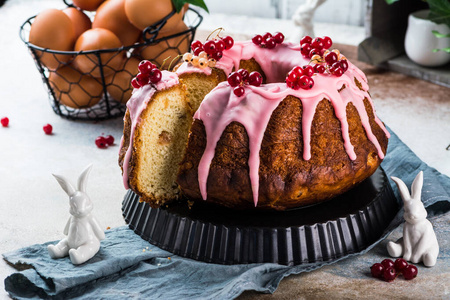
{"left": 388, "top": 0, "right": 450, "bottom": 67}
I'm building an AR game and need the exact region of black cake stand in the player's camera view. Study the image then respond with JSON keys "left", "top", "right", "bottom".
{"left": 122, "top": 167, "right": 399, "bottom": 266}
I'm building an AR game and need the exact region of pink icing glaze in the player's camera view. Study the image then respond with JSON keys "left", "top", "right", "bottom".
{"left": 195, "top": 68, "right": 389, "bottom": 207}
{"left": 121, "top": 71, "right": 179, "bottom": 189}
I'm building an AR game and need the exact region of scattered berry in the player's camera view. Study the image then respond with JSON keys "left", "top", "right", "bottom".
{"left": 370, "top": 263, "right": 385, "bottom": 279}
{"left": 394, "top": 258, "right": 408, "bottom": 273}
{"left": 403, "top": 265, "right": 418, "bottom": 280}
{"left": 95, "top": 136, "right": 108, "bottom": 149}
{"left": 105, "top": 135, "right": 115, "bottom": 146}
{"left": 1, "top": 117, "right": 9, "bottom": 127}
{"left": 383, "top": 266, "right": 397, "bottom": 282}
{"left": 43, "top": 124, "right": 53, "bottom": 135}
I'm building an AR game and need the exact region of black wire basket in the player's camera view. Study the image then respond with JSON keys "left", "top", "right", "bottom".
{"left": 19, "top": 1, "right": 202, "bottom": 121}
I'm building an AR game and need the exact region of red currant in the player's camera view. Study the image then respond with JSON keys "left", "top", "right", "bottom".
{"left": 300, "top": 36, "right": 312, "bottom": 45}
{"left": 233, "top": 86, "right": 245, "bottom": 97}
{"left": 370, "top": 263, "right": 385, "bottom": 278}
{"left": 191, "top": 40, "right": 203, "bottom": 50}
{"left": 105, "top": 135, "right": 115, "bottom": 145}
{"left": 265, "top": 38, "right": 276, "bottom": 49}
{"left": 339, "top": 59, "right": 349, "bottom": 72}
{"left": 309, "top": 48, "right": 320, "bottom": 59}
{"left": 149, "top": 69, "right": 162, "bottom": 84}
{"left": 252, "top": 34, "right": 263, "bottom": 45}
{"left": 313, "top": 64, "right": 326, "bottom": 74}
{"left": 248, "top": 71, "right": 262, "bottom": 86}
{"left": 403, "top": 265, "right": 418, "bottom": 280}
{"left": 95, "top": 136, "right": 108, "bottom": 149}
{"left": 291, "top": 66, "right": 304, "bottom": 76}
{"left": 43, "top": 124, "right": 53, "bottom": 135}
{"left": 215, "top": 39, "right": 225, "bottom": 52}
{"left": 131, "top": 78, "right": 140, "bottom": 89}
{"left": 302, "top": 65, "right": 315, "bottom": 77}
{"left": 136, "top": 73, "right": 149, "bottom": 86}
{"left": 1, "top": 117, "right": 9, "bottom": 127}
{"left": 383, "top": 266, "right": 397, "bottom": 282}
{"left": 300, "top": 43, "right": 312, "bottom": 57}
{"left": 324, "top": 52, "right": 338, "bottom": 65}
{"left": 299, "top": 75, "right": 314, "bottom": 90}
{"left": 237, "top": 69, "right": 249, "bottom": 81}
{"left": 394, "top": 258, "right": 408, "bottom": 273}
{"left": 381, "top": 259, "right": 395, "bottom": 269}
{"left": 322, "top": 36, "right": 332, "bottom": 49}
{"left": 273, "top": 32, "right": 285, "bottom": 44}
{"left": 287, "top": 70, "right": 300, "bottom": 83}
{"left": 222, "top": 36, "right": 234, "bottom": 50}
{"left": 138, "top": 60, "right": 153, "bottom": 75}
{"left": 331, "top": 66, "right": 344, "bottom": 77}
{"left": 211, "top": 51, "right": 223, "bottom": 61}
{"left": 193, "top": 47, "right": 203, "bottom": 56}
{"left": 203, "top": 40, "right": 216, "bottom": 55}
{"left": 262, "top": 32, "right": 272, "bottom": 40}
{"left": 286, "top": 79, "right": 300, "bottom": 90}
{"left": 311, "top": 37, "right": 324, "bottom": 50}
{"left": 227, "top": 72, "right": 242, "bottom": 87}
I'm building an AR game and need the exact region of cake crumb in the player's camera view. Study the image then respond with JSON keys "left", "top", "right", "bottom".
{"left": 157, "top": 263, "right": 161, "bottom": 266}
{"left": 143, "top": 249, "right": 146, "bottom": 252}
{"left": 106, "top": 226, "right": 111, "bottom": 230}
{"left": 168, "top": 257, "right": 171, "bottom": 260}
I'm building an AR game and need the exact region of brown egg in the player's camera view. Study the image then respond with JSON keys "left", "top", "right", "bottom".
{"left": 106, "top": 57, "right": 140, "bottom": 103}
{"left": 73, "top": 0, "right": 105, "bottom": 11}
{"left": 49, "top": 65, "right": 103, "bottom": 108}
{"left": 29, "top": 9, "right": 76, "bottom": 70}
{"left": 124, "top": 0, "right": 183, "bottom": 32}
{"left": 93, "top": 0, "right": 141, "bottom": 47}
{"left": 63, "top": 7, "right": 92, "bottom": 40}
{"left": 137, "top": 22, "right": 189, "bottom": 69}
{"left": 74, "top": 28, "right": 125, "bottom": 78}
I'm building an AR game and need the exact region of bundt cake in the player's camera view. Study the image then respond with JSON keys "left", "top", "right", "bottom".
{"left": 119, "top": 33, "right": 390, "bottom": 210}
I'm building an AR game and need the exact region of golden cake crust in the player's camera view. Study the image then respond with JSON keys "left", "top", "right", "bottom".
{"left": 177, "top": 92, "right": 388, "bottom": 211}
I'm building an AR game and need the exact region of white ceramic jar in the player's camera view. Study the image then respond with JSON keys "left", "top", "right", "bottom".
{"left": 404, "top": 9, "right": 450, "bottom": 67}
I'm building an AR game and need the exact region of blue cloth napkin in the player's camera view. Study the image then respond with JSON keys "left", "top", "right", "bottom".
{"left": 4, "top": 127, "right": 450, "bottom": 299}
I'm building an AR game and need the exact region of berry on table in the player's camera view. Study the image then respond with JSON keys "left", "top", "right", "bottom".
{"left": 381, "top": 259, "right": 395, "bottom": 269}
{"left": 383, "top": 267, "right": 397, "bottom": 282}
{"left": 105, "top": 135, "right": 115, "bottom": 146}
{"left": 370, "top": 263, "right": 384, "bottom": 279}
{"left": 394, "top": 258, "right": 408, "bottom": 273}
{"left": 403, "top": 265, "right": 418, "bottom": 280}
{"left": 1, "top": 117, "right": 9, "bottom": 127}
{"left": 95, "top": 136, "right": 108, "bottom": 149}
{"left": 43, "top": 124, "right": 53, "bottom": 135}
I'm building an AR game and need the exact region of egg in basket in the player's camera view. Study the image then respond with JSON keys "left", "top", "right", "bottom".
{"left": 19, "top": 0, "right": 204, "bottom": 120}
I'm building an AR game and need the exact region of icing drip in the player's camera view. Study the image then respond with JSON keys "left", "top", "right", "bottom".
{"left": 195, "top": 70, "right": 389, "bottom": 206}
{"left": 121, "top": 71, "right": 179, "bottom": 189}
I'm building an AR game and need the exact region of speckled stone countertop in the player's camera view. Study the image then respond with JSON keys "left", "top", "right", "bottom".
{"left": 0, "top": 1, "right": 449, "bottom": 299}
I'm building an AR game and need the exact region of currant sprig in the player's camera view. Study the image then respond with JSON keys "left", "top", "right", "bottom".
{"left": 131, "top": 60, "right": 162, "bottom": 88}
{"left": 227, "top": 69, "right": 262, "bottom": 96}
{"left": 252, "top": 32, "right": 285, "bottom": 49}
{"left": 285, "top": 65, "right": 314, "bottom": 90}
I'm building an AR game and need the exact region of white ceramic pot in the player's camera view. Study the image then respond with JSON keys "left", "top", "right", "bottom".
{"left": 404, "top": 9, "right": 450, "bottom": 67}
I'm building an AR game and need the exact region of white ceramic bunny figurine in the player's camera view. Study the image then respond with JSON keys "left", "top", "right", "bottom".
{"left": 48, "top": 164, "right": 105, "bottom": 265}
{"left": 387, "top": 171, "right": 439, "bottom": 267}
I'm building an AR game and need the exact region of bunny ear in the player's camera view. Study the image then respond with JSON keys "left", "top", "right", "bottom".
{"left": 391, "top": 176, "right": 411, "bottom": 202}
{"left": 411, "top": 171, "right": 423, "bottom": 201}
{"left": 53, "top": 174, "right": 76, "bottom": 197}
{"left": 78, "top": 164, "right": 93, "bottom": 193}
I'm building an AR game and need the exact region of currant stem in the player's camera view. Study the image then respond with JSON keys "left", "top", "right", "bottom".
{"left": 206, "top": 27, "right": 225, "bottom": 41}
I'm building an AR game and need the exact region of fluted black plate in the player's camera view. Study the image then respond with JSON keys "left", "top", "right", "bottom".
{"left": 122, "top": 167, "right": 398, "bottom": 266}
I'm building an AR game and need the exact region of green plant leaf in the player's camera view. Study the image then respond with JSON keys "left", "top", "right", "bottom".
{"left": 385, "top": 0, "right": 401, "bottom": 4}
{"left": 433, "top": 47, "right": 450, "bottom": 53}
{"left": 172, "top": 0, "right": 209, "bottom": 13}
{"left": 432, "top": 30, "right": 450, "bottom": 38}
{"left": 427, "top": 0, "right": 450, "bottom": 28}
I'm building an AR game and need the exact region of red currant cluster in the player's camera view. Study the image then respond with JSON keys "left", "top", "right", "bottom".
{"left": 285, "top": 65, "right": 315, "bottom": 90}
{"left": 300, "top": 35, "right": 348, "bottom": 77}
{"left": 371, "top": 258, "right": 418, "bottom": 282}
{"left": 191, "top": 36, "right": 234, "bottom": 61}
{"left": 95, "top": 134, "right": 114, "bottom": 149}
{"left": 227, "top": 69, "right": 263, "bottom": 97}
{"left": 300, "top": 36, "right": 332, "bottom": 58}
{"left": 131, "top": 60, "right": 162, "bottom": 89}
{"left": 1, "top": 117, "right": 9, "bottom": 127}
{"left": 252, "top": 32, "right": 284, "bottom": 49}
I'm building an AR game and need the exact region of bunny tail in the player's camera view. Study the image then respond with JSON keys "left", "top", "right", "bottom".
{"left": 53, "top": 174, "right": 76, "bottom": 197}
{"left": 78, "top": 164, "right": 93, "bottom": 193}
{"left": 411, "top": 171, "right": 423, "bottom": 202}
{"left": 391, "top": 176, "right": 411, "bottom": 203}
